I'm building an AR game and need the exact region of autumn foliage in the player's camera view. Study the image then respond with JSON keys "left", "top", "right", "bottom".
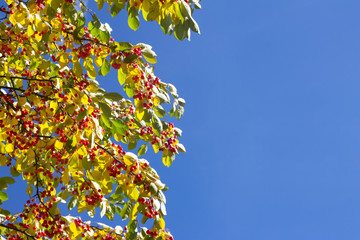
{"left": 0, "top": 0, "right": 201, "bottom": 239}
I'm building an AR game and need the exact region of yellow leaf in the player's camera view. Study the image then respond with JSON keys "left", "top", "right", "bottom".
{"left": 123, "top": 152, "right": 137, "bottom": 166}
{"left": 130, "top": 202, "right": 139, "bottom": 220}
{"left": 129, "top": 188, "right": 139, "bottom": 201}
{"left": 81, "top": 94, "right": 89, "bottom": 105}
{"left": 87, "top": 67, "right": 97, "bottom": 79}
{"left": 95, "top": 55, "right": 103, "bottom": 68}
{"left": 54, "top": 141, "right": 63, "bottom": 151}
{"left": 62, "top": 168, "right": 70, "bottom": 185}
{"left": 158, "top": 218, "right": 165, "bottom": 230}
{"left": 59, "top": 52, "right": 69, "bottom": 68}
{"left": 33, "top": 96, "right": 40, "bottom": 106}
{"left": 27, "top": 148, "right": 35, "bottom": 160}
{"left": 71, "top": 135, "right": 78, "bottom": 147}
{"left": 15, "top": 156, "right": 25, "bottom": 172}
{"left": 135, "top": 99, "right": 144, "bottom": 120}
{"left": 153, "top": 97, "right": 160, "bottom": 106}
{"left": 91, "top": 170, "right": 102, "bottom": 181}
{"left": 69, "top": 222, "right": 81, "bottom": 238}
{"left": 69, "top": 153, "right": 79, "bottom": 173}
{"left": 77, "top": 145, "right": 87, "bottom": 156}
{"left": 118, "top": 68, "right": 126, "bottom": 85}
{"left": 77, "top": 200, "right": 87, "bottom": 213}
{"left": 91, "top": 118, "right": 103, "bottom": 140}
{"left": 84, "top": 57, "right": 97, "bottom": 79}
{"left": 5, "top": 144, "right": 14, "bottom": 153}
{"left": 152, "top": 143, "right": 160, "bottom": 153}
{"left": 73, "top": 60, "right": 83, "bottom": 77}
{"left": 26, "top": 185, "right": 33, "bottom": 197}
{"left": 39, "top": 122, "right": 49, "bottom": 135}
{"left": 0, "top": 155, "right": 7, "bottom": 166}
{"left": 114, "top": 133, "right": 122, "bottom": 142}
{"left": 18, "top": 97, "right": 27, "bottom": 106}
{"left": 101, "top": 177, "right": 113, "bottom": 195}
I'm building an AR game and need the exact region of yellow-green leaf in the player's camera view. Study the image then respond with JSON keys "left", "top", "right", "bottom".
{"left": 118, "top": 68, "right": 126, "bottom": 85}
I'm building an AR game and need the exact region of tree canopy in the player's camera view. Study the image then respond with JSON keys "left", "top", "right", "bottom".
{"left": 0, "top": 0, "right": 201, "bottom": 239}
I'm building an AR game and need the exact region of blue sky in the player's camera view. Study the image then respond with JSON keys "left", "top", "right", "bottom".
{"left": 4, "top": 0, "right": 360, "bottom": 239}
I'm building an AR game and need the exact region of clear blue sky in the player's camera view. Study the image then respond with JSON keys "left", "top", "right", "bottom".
{"left": 4, "top": 0, "right": 360, "bottom": 239}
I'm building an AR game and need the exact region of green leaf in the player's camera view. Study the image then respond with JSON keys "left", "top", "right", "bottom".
{"left": 0, "top": 207, "right": 10, "bottom": 216}
{"left": 92, "top": 14, "right": 101, "bottom": 28}
{"left": 47, "top": 6, "right": 56, "bottom": 20}
{"left": 120, "top": 201, "right": 132, "bottom": 220}
{"left": 65, "top": 136, "right": 77, "bottom": 154}
{"left": 137, "top": 144, "right": 148, "bottom": 156}
{"left": 111, "top": 2, "right": 125, "bottom": 17}
{"left": 0, "top": 177, "right": 15, "bottom": 190}
{"left": 124, "top": 84, "right": 135, "bottom": 98}
{"left": 0, "top": 177, "right": 15, "bottom": 186}
{"left": 100, "top": 201, "right": 107, "bottom": 218}
{"left": 68, "top": 196, "right": 77, "bottom": 211}
{"left": 168, "top": 83, "right": 178, "bottom": 98}
{"left": 176, "top": 106, "right": 185, "bottom": 120}
{"left": 152, "top": 114, "right": 163, "bottom": 136}
{"left": 189, "top": 16, "right": 201, "bottom": 34}
{"left": 128, "top": 141, "right": 137, "bottom": 151}
{"left": 26, "top": 185, "right": 33, "bottom": 197}
{"left": 160, "top": 14, "right": 173, "bottom": 34}
{"left": 104, "top": 92, "right": 124, "bottom": 101}
{"left": 29, "top": 59, "right": 39, "bottom": 72}
{"left": 100, "top": 59, "right": 111, "bottom": 76}
{"left": 88, "top": 208, "right": 95, "bottom": 218}
{"left": 98, "top": 23, "right": 111, "bottom": 42}
{"left": 113, "top": 119, "right": 127, "bottom": 135}
{"left": 10, "top": 167, "right": 20, "bottom": 177}
{"left": 154, "top": 105, "right": 167, "bottom": 118}
{"left": 149, "top": 183, "right": 158, "bottom": 195}
{"left": 162, "top": 151, "right": 175, "bottom": 167}
{"left": 100, "top": 114, "right": 112, "bottom": 129}
{"left": 124, "top": 54, "right": 138, "bottom": 64}
{"left": 0, "top": 191, "right": 8, "bottom": 202}
{"left": 157, "top": 190, "right": 166, "bottom": 204}
{"left": 115, "top": 205, "right": 122, "bottom": 215}
{"left": 178, "top": 98, "right": 186, "bottom": 107}
{"left": 82, "top": 156, "right": 92, "bottom": 170}
{"left": 63, "top": 2, "right": 77, "bottom": 25}
{"left": 98, "top": 0, "right": 105, "bottom": 10}
{"left": 174, "top": 23, "right": 186, "bottom": 41}
{"left": 128, "top": 232, "right": 138, "bottom": 240}
{"left": 128, "top": 220, "right": 138, "bottom": 233}
{"left": 144, "top": 1, "right": 160, "bottom": 21}
{"left": 128, "top": 6, "right": 140, "bottom": 31}
{"left": 80, "top": 1, "right": 87, "bottom": 12}
{"left": 118, "top": 69, "right": 126, "bottom": 85}
{"left": 177, "top": 143, "right": 186, "bottom": 153}
{"left": 105, "top": 204, "right": 115, "bottom": 220}
{"left": 77, "top": 12, "right": 86, "bottom": 29}
{"left": 141, "top": 46, "right": 157, "bottom": 64}
{"left": 118, "top": 42, "right": 133, "bottom": 51}
{"left": 88, "top": 21, "right": 100, "bottom": 37}
{"left": 141, "top": 215, "right": 149, "bottom": 224}
{"left": 99, "top": 102, "right": 112, "bottom": 117}
{"left": 77, "top": 109, "right": 87, "bottom": 122}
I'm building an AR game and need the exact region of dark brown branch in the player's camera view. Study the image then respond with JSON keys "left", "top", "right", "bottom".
{"left": 0, "top": 223, "right": 35, "bottom": 239}
{"left": 95, "top": 142, "right": 128, "bottom": 170}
